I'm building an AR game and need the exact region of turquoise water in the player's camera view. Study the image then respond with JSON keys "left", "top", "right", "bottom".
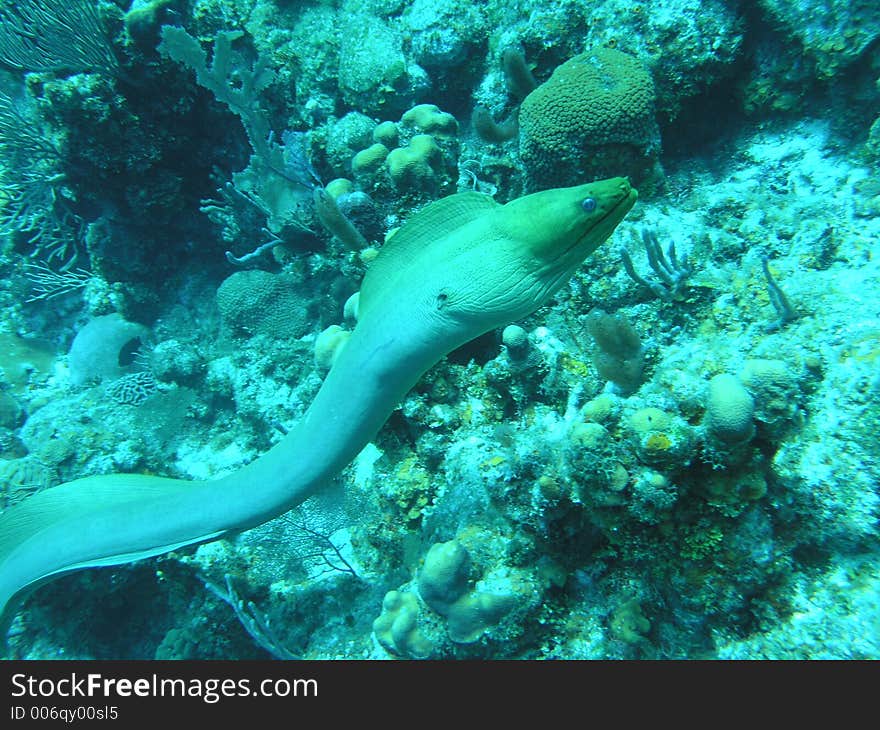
{"left": 0, "top": 0, "right": 878, "bottom": 659}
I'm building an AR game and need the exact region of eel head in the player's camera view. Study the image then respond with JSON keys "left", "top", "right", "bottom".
{"left": 427, "top": 177, "right": 637, "bottom": 338}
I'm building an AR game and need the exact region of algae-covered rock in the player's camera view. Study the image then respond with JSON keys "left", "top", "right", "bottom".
{"left": 627, "top": 407, "right": 696, "bottom": 468}
{"left": 739, "top": 359, "right": 800, "bottom": 429}
{"left": 403, "top": 0, "right": 486, "bottom": 68}
{"left": 324, "top": 112, "right": 378, "bottom": 172}
{"left": 337, "top": 13, "right": 428, "bottom": 114}
{"left": 758, "top": 0, "right": 880, "bottom": 78}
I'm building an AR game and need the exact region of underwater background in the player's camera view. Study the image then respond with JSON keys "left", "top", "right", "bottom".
{"left": 0, "top": 0, "right": 878, "bottom": 660}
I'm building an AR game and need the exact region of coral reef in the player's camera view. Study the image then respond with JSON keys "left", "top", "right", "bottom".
{"left": 0, "top": 0, "right": 877, "bottom": 663}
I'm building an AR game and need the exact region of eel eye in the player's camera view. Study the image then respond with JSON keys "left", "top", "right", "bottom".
{"left": 436, "top": 292, "right": 448, "bottom": 310}
{"left": 581, "top": 197, "right": 597, "bottom": 212}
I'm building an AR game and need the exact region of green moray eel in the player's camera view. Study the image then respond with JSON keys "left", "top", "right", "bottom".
{"left": 0, "top": 177, "right": 636, "bottom": 649}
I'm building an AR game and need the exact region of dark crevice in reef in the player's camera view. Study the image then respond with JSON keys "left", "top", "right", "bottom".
{"left": 446, "top": 330, "right": 498, "bottom": 367}
{"left": 659, "top": 74, "right": 747, "bottom": 167}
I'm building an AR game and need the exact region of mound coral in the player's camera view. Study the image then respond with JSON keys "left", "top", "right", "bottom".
{"left": 348, "top": 104, "right": 460, "bottom": 198}
{"left": 519, "top": 48, "right": 659, "bottom": 189}
{"left": 417, "top": 539, "right": 521, "bottom": 645}
{"left": 400, "top": 104, "right": 459, "bottom": 137}
{"left": 68, "top": 314, "right": 149, "bottom": 386}
{"left": 313, "top": 325, "right": 351, "bottom": 371}
{"left": 372, "top": 590, "right": 434, "bottom": 659}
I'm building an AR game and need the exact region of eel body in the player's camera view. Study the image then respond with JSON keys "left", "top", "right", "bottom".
{"left": 0, "top": 177, "right": 636, "bottom": 646}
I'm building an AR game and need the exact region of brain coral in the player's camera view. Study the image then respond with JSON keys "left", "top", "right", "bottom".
{"left": 216, "top": 271, "right": 309, "bottom": 340}
{"left": 518, "top": 48, "right": 659, "bottom": 189}
{"left": 705, "top": 373, "right": 755, "bottom": 445}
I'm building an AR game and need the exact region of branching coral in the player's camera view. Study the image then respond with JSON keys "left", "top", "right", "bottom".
{"left": 158, "top": 27, "right": 277, "bottom": 168}
{"left": 160, "top": 27, "right": 370, "bottom": 262}
{"left": 621, "top": 227, "right": 694, "bottom": 301}
{"left": 0, "top": 90, "right": 84, "bottom": 269}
